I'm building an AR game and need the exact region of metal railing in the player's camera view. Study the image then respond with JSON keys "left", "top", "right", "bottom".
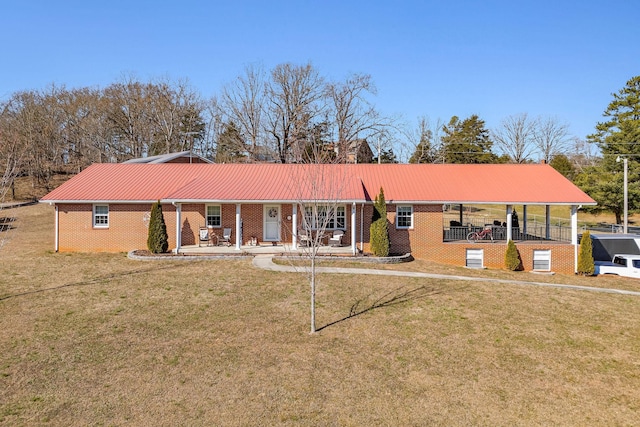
{"left": 443, "top": 222, "right": 572, "bottom": 243}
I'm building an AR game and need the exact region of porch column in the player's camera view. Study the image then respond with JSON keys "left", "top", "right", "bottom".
{"left": 506, "top": 205, "right": 513, "bottom": 241}
{"left": 235, "top": 204, "right": 241, "bottom": 250}
{"left": 545, "top": 205, "right": 551, "bottom": 240}
{"left": 522, "top": 205, "right": 528, "bottom": 236}
{"left": 571, "top": 205, "right": 579, "bottom": 273}
{"left": 174, "top": 203, "right": 182, "bottom": 254}
{"left": 459, "top": 204, "right": 463, "bottom": 225}
{"left": 292, "top": 203, "right": 298, "bottom": 250}
{"left": 54, "top": 204, "right": 59, "bottom": 252}
{"left": 351, "top": 202, "right": 357, "bottom": 255}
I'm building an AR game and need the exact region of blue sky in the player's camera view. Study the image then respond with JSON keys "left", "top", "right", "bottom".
{"left": 1, "top": 0, "right": 638, "bottom": 147}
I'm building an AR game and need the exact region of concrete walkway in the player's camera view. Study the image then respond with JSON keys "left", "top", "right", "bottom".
{"left": 252, "top": 255, "right": 640, "bottom": 297}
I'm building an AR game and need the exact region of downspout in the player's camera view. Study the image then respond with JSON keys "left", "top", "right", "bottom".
{"left": 351, "top": 202, "right": 356, "bottom": 255}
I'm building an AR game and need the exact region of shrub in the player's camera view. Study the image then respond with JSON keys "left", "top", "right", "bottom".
{"left": 370, "top": 187, "right": 389, "bottom": 257}
{"left": 505, "top": 239, "right": 522, "bottom": 271}
{"left": 577, "top": 231, "right": 595, "bottom": 275}
{"left": 147, "top": 201, "right": 169, "bottom": 254}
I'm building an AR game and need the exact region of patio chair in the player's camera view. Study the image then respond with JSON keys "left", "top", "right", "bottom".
{"left": 219, "top": 228, "right": 232, "bottom": 246}
{"left": 198, "top": 227, "right": 210, "bottom": 247}
{"left": 328, "top": 230, "right": 344, "bottom": 247}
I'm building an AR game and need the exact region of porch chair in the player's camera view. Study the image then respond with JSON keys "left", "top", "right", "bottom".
{"left": 198, "top": 227, "right": 210, "bottom": 247}
{"left": 219, "top": 228, "right": 232, "bottom": 246}
{"left": 328, "top": 230, "right": 344, "bottom": 247}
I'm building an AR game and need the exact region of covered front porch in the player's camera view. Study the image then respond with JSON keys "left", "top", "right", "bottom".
{"left": 177, "top": 241, "right": 356, "bottom": 256}
{"left": 171, "top": 201, "right": 361, "bottom": 256}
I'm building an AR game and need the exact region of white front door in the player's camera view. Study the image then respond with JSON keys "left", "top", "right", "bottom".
{"left": 264, "top": 205, "right": 281, "bottom": 242}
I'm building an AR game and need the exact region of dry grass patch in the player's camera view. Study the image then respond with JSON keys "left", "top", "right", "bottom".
{"left": 1, "top": 204, "right": 640, "bottom": 425}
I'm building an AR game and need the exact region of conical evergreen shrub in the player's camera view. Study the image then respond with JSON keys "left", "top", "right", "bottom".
{"left": 147, "top": 201, "right": 169, "bottom": 254}
{"left": 370, "top": 187, "right": 389, "bottom": 257}
{"left": 505, "top": 239, "right": 522, "bottom": 271}
{"left": 577, "top": 231, "right": 595, "bottom": 275}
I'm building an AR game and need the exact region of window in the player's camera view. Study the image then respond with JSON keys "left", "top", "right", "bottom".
{"left": 302, "top": 205, "right": 346, "bottom": 230}
{"left": 466, "top": 249, "right": 484, "bottom": 268}
{"left": 335, "top": 206, "right": 346, "bottom": 229}
{"left": 533, "top": 250, "right": 551, "bottom": 271}
{"left": 206, "top": 205, "right": 221, "bottom": 227}
{"left": 93, "top": 204, "right": 109, "bottom": 228}
{"left": 396, "top": 205, "right": 413, "bottom": 229}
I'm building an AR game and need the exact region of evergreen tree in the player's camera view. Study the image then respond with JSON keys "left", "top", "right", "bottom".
{"left": 505, "top": 240, "right": 521, "bottom": 271}
{"left": 550, "top": 154, "right": 577, "bottom": 180}
{"left": 370, "top": 187, "right": 390, "bottom": 257}
{"left": 147, "top": 201, "right": 169, "bottom": 253}
{"left": 440, "top": 115, "right": 498, "bottom": 164}
{"left": 215, "top": 121, "right": 246, "bottom": 163}
{"left": 374, "top": 148, "right": 398, "bottom": 164}
{"left": 409, "top": 128, "right": 434, "bottom": 163}
{"left": 577, "top": 76, "right": 640, "bottom": 222}
{"left": 577, "top": 231, "right": 595, "bottom": 275}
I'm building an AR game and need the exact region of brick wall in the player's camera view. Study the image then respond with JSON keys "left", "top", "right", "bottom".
{"left": 357, "top": 203, "right": 577, "bottom": 274}
{"left": 56, "top": 201, "right": 577, "bottom": 273}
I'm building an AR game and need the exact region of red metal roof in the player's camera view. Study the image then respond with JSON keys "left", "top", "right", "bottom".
{"left": 40, "top": 163, "right": 596, "bottom": 206}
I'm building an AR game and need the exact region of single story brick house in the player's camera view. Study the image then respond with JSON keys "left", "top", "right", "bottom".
{"left": 40, "top": 163, "right": 596, "bottom": 273}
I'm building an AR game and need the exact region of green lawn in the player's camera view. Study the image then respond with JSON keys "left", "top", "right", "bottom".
{"left": 1, "top": 204, "right": 640, "bottom": 425}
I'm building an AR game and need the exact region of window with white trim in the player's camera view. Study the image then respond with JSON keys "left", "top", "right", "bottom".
{"left": 533, "top": 250, "right": 551, "bottom": 271}
{"left": 396, "top": 205, "right": 413, "bottom": 229}
{"left": 303, "top": 205, "right": 346, "bottom": 230}
{"left": 466, "top": 248, "right": 484, "bottom": 268}
{"left": 206, "top": 205, "right": 221, "bottom": 227}
{"left": 93, "top": 204, "right": 109, "bottom": 228}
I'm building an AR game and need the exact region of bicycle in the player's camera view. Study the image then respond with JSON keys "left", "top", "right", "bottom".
{"left": 467, "top": 226, "right": 494, "bottom": 243}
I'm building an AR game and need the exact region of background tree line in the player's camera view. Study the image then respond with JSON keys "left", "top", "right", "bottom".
{"left": 1, "top": 65, "right": 637, "bottom": 224}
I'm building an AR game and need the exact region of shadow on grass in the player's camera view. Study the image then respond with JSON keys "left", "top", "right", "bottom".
{"left": 0, "top": 264, "right": 181, "bottom": 301}
{"left": 317, "top": 284, "right": 459, "bottom": 332}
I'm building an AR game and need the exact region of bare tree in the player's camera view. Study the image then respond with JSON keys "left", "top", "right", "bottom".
{"left": 147, "top": 78, "right": 204, "bottom": 155}
{"left": 492, "top": 113, "right": 537, "bottom": 163}
{"left": 569, "top": 137, "right": 600, "bottom": 172}
{"left": 266, "top": 63, "right": 326, "bottom": 163}
{"left": 221, "top": 64, "right": 266, "bottom": 161}
{"left": 197, "top": 96, "right": 225, "bottom": 160}
{"left": 407, "top": 116, "right": 445, "bottom": 163}
{"left": 103, "top": 77, "right": 153, "bottom": 159}
{"left": 327, "top": 73, "right": 392, "bottom": 162}
{"left": 286, "top": 145, "right": 350, "bottom": 333}
{"left": 533, "top": 116, "right": 570, "bottom": 163}
{"left": 0, "top": 108, "right": 24, "bottom": 251}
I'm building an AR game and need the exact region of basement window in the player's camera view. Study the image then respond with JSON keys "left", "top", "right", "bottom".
{"left": 533, "top": 250, "right": 551, "bottom": 271}
{"left": 466, "top": 248, "right": 484, "bottom": 269}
